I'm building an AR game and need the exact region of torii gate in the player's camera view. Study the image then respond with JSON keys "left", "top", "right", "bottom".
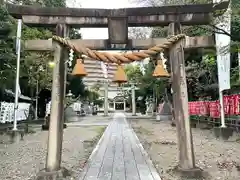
{"left": 122, "top": 83, "right": 139, "bottom": 116}
{"left": 6, "top": 1, "right": 229, "bottom": 179}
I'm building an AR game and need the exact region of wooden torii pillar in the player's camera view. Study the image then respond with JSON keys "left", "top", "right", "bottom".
{"left": 169, "top": 22, "right": 196, "bottom": 173}
{"left": 6, "top": 1, "right": 228, "bottom": 179}
{"left": 45, "top": 24, "right": 69, "bottom": 173}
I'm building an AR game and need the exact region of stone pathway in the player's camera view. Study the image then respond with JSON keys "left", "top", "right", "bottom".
{"left": 67, "top": 115, "right": 112, "bottom": 127}
{"left": 80, "top": 113, "right": 161, "bottom": 180}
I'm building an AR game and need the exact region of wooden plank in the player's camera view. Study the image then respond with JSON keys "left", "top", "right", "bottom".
{"left": 80, "top": 122, "right": 113, "bottom": 180}
{"left": 126, "top": 124, "right": 154, "bottom": 180}
{"left": 112, "top": 122, "right": 126, "bottom": 180}
{"left": 21, "top": 14, "right": 211, "bottom": 27}
{"left": 7, "top": 2, "right": 229, "bottom": 27}
{"left": 24, "top": 39, "right": 53, "bottom": 51}
{"left": 128, "top": 122, "right": 161, "bottom": 180}
{"left": 82, "top": 114, "right": 162, "bottom": 180}
{"left": 24, "top": 36, "right": 215, "bottom": 51}
{"left": 185, "top": 36, "right": 215, "bottom": 49}
{"left": 98, "top": 121, "right": 117, "bottom": 180}
{"left": 122, "top": 125, "right": 140, "bottom": 180}
{"left": 7, "top": 2, "right": 229, "bottom": 18}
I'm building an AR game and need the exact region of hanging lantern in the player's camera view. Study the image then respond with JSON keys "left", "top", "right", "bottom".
{"left": 113, "top": 64, "right": 128, "bottom": 86}
{"left": 152, "top": 59, "right": 170, "bottom": 78}
{"left": 72, "top": 59, "right": 87, "bottom": 77}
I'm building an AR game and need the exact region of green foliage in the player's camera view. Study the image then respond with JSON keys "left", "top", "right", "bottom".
{"left": 0, "top": 0, "right": 87, "bottom": 100}
{"left": 90, "top": 81, "right": 103, "bottom": 92}
{"left": 67, "top": 75, "right": 85, "bottom": 98}
{"left": 85, "top": 90, "right": 100, "bottom": 103}
{"left": 0, "top": 4, "right": 16, "bottom": 89}
{"left": 149, "top": 0, "right": 240, "bottom": 101}
{"left": 124, "top": 61, "right": 168, "bottom": 113}
{"left": 124, "top": 64, "right": 143, "bottom": 83}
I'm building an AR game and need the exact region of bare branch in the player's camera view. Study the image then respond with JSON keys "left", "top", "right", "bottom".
{"left": 196, "top": 25, "right": 240, "bottom": 42}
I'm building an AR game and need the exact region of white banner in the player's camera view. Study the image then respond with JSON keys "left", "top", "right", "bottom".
{"left": 16, "top": 19, "right": 22, "bottom": 55}
{"left": 100, "top": 62, "right": 108, "bottom": 79}
{"left": 214, "top": 0, "right": 231, "bottom": 91}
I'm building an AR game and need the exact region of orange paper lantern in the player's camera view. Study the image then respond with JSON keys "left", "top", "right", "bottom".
{"left": 72, "top": 59, "right": 87, "bottom": 77}
{"left": 152, "top": 60, "right": 170, "bottom": 78}
{"left": 113, "top": 64, "right": 128, "bottom": 85}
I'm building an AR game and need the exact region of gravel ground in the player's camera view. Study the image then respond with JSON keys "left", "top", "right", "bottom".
{"left": 0, "top": 125, "right": 106, "bottom": 180}
{"left": 130, "top": 119, "right": 240, "bottom": 180}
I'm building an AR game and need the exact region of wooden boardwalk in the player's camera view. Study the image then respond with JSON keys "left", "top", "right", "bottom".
{"left": 80, "top": 114, "right": 161, "bottom": 180}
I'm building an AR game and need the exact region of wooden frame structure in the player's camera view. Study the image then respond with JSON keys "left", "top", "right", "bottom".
{"left": 6, "top": 1, "right": 229, "bottom": 178}
{"left": 25, "top": 36, "right": 215, "bottom": 51}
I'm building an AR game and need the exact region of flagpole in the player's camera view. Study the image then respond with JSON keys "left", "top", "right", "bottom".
{"left": 13, "top": 17, "right": 22, "bottom": 130}
{"left": 219, "top": 90, "right": 226, "bottom": 128}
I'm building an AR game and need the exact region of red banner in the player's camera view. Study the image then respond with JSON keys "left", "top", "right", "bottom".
{"left": 227, "top": 94, "right": 240, "bottom": 115}
{"left": 188, "top": 94, "right": 240, "bottom": 118}
{"left": 209, "top": 101, "right": 220, "bottom": 118}
{"left": 199, "top": 101, "right": 209, "bottom": 116}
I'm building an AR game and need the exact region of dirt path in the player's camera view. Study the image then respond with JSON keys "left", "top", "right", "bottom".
{"left": 0, "top": 126, "right": 106, "bottom": 180}
{"left": 131, "top": 119, "right": 240, "bottom": 180}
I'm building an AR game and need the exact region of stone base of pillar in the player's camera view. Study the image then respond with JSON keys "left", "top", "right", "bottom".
{"left": 8, "top": 130, "right": 24, "bottom": 143}
{"left": 36, "top": 167, "right": 71, "bottom": 180}
{"left": 175, "top": 166, "right": 203, "bottom": 179}
{"left": 42, "top": 124, "right": 67, "bottom": 131}
{"left": 213, "top": 127, "right": 234, "bottom": 140}
{"left": 132, "top": 114, "right": 137, "bottom": 116}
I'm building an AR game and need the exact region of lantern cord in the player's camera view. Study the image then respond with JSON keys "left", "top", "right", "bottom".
{"left": 52, "top": 34, "right": 185, "bottom": 64}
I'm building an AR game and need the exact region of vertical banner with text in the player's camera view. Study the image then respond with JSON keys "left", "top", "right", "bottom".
{"left": 214, "top": 0, "right": 231, "bottom": 91}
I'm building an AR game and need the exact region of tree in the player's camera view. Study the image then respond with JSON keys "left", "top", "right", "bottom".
{"left": 0, "top": 4, "right": 16, "bottom": 90}
{"left": 124, "top": 61, "right": 167, "bottom": 113}
{"left": 125, "top": 64, "right": 143, "bottom": 83}
{"left": 91, "top": 81, "right": 103, "bottom": 92}
{"left": 145, "top": 0, "right": 240, "bottom": 101}
{"left": 1, "top": 0, "right": 87, "bottom": 99}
